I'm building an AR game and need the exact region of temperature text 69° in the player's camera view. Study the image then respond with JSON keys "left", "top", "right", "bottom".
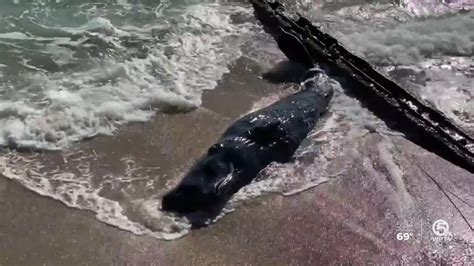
{"left": 396, "top": 232, "right": 413, "bottom": 241}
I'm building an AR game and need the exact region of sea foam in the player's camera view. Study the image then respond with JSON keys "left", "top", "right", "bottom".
{"left": 0, "top": 3, "right": 253, "bottom": 150}
{"left": 335, "top": 12, "right": 473, "bottom": 66}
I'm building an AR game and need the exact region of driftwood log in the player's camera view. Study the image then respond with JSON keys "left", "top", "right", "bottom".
{"left": 249, "top": 0, "right": 474, "bottom": 173}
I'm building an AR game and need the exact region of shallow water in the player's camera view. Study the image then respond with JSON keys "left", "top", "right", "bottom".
{"left": 0, "top": 0, "right": 256, "bottom": 150}
{"left": 0, "top": 0, "right": 472, "bottom": 240}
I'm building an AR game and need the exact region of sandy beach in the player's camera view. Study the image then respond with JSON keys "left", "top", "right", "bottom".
{"left": 1, "top": 56, "right": 473, "bottom": 265}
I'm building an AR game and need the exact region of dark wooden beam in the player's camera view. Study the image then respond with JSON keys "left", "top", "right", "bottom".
{"left": 249, "top": 0, "right": 474, "bottom": 173}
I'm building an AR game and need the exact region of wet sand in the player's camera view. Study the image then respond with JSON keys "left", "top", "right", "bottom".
{"left": 1, "top": 57, "right": 473, "bottom": 265}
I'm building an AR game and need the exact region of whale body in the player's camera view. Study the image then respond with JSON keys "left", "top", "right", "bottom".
{"left": 162, "top": 68, "right": 335, "bottom": 213}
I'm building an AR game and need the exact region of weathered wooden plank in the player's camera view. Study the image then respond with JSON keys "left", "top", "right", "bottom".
{"left": 250, "top": 0, "right": 474, "bottom": 173}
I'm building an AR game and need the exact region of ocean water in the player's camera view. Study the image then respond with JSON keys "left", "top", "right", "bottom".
{"left": 0, "top": 0, "right": 472, "bottom": 240}
{"left": 0, "top": 0, "right": 256, "bottom": 150}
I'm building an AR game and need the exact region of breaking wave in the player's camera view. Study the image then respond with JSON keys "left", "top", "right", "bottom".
{"left": 0, "top": 2, "right": 254, "bottom": 150}
{"left": 335, "top": 12, "right": 473, "bottom": 66}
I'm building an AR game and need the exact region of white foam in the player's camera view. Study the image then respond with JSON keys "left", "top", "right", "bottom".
{"left": 0, "top": 1, "right": 254, "bottom": 240}
{"left": 401, "top": 0, "right": 472, "bottom": 17}
{"left": 417, "top": 57, "right": 473, "bottom": 129}
{"left": 334, "top": 12, "right": 473, "bottom": 66}
{"left": 327, "top": 6, "right": 473, "bottom": 129}
{"left": 0, "top": 32, "right": 31, "bottom": 40}
{"left": 0, "top": 3, "right": 253, "bottom": 150}
{"left": 0, "top": 149, "right": 192, "bottom": 240}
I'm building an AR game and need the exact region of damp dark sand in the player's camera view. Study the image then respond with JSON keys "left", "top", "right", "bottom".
{"left": 1, "top": 57, "right": 473, "bottom": 265}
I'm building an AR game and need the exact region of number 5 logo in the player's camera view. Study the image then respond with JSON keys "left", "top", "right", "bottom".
{"left": 432, "top": 219, "right": 449, "bottom": 236}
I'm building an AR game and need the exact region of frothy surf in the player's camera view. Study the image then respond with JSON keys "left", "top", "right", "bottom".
{"left": 334, "top": 12, "right": 473, "bottom": 66}
{"left": 331, "top": 9, "right": 473, "bottom": 129}
{"left": 0, "top": 0, "right": 257, "bottom": 240}
{"left": 0, "top": 0, "right": 472, "bottom": 241}
{"left": 0, "top": 2, "right": 254, "bottom": 150}
{"left": 0, "top": 63, "right": 373, "bottom": 240}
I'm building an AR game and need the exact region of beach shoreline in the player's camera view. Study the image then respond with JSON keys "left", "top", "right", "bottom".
{"left": 1, "top": 55, "right": 473, "bottom": 265}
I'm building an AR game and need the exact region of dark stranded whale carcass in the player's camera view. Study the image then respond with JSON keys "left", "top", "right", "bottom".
{"left": 162, "top": 68, "right": 335, "bottom": 213}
